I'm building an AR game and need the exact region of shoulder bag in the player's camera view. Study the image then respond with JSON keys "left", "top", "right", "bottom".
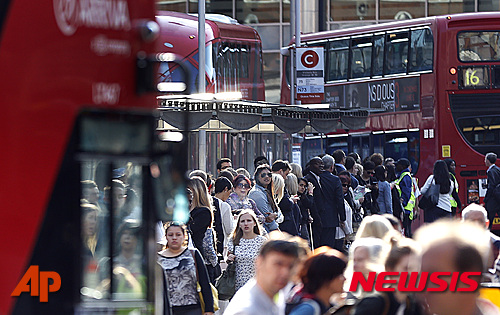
{"left": 215, "top": 262, "right": 236, "bottom": 300}
{"left": 419, "top": 180, "right": 440, "bottom": 210}
{"left": 191, "top": 250, "right": 219, "bottom": 312}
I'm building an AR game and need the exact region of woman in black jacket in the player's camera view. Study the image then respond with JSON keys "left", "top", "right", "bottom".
{"left": 187, "top": 176, "right": 220, "bottom": 283}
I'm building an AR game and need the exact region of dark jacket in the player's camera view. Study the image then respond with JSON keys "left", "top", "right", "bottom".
{"left": 485, "top": 164, "right": 500, "bottom": 211}
{"left": 188, "top": 206, "right": 211, "bottom": 254}
{"left": 279, "top": 189, "right": 300, "bottom": 235}
{"left": 397, "top": 168, "right": 413, "bottom": 207}
{"left": 318, "top": 171, "right": 346, "bottom": 228}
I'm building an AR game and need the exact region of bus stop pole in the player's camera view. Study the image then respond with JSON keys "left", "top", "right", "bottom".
{"left": 294, "top": 0, "right": 301, "bottom": 105}
{"left": 198, "top": 0, "right": 207, "bottom": 172}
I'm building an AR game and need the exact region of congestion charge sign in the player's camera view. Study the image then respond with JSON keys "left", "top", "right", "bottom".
{"left": 296, "top": 47, "right": 324, "bottom": 103}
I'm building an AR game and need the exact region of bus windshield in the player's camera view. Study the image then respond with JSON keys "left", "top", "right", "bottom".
{"left": 458, "top": 31, "right": 500, "bottom": 62}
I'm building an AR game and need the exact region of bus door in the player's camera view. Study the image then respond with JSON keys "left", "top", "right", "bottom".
{"left": 76, "top": 110, "right": 188, "bottom": 314}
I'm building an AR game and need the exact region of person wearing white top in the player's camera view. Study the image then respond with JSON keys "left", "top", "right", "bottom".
{"left": 420, "top": 160, "right": 457, "bottom": 223}
{"left": 213, "top": 177, "right": 235, "bottom": 250}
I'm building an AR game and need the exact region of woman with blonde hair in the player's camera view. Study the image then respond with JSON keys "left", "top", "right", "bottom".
{"left": 270, "top": 173, "right": 285, "bottom": 228}
{"left": 290, "top": 163, "right": 303, "bottom": 179}
{"left": 227, "top": 210, "right": 267, "bottom": 291}
{"left": 187, "top": 176, "right": 220, "bottom": 283}
{"left": 355, "top": 215, "right": 395, "bottom": 242}
{"left": 271, "top": 173, "right": 285, "bottom": 205}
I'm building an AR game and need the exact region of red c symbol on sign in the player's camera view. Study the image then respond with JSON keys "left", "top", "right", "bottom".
{"left": 301, "top": 50, "right": 319, "bottom": 68}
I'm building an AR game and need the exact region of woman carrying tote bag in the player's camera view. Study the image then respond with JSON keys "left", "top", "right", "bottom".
{"left": 420, "top": 160, "right": 459, "bottom": 223}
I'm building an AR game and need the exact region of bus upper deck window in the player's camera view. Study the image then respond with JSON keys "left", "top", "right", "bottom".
{"left": 328, "top": 39, "right": 349, "bottom": 81}
{"left": 372, "top": 35, "right": 385, "bottom": 76}
{"left": 409, "top": 28, "right": 433, "bottom": 72}
{"left": 458, "top": 31, "right": 500, "bottom": 62}
{"left": 350, "top": 37, "right": 372, "bottom": 79}
{"left": 385, "top": 31, "right": 409, "bottom": 75}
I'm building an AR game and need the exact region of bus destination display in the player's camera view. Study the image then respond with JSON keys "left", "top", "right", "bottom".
{"left": 459, "top": 66, "right": 489, "bottom": 89}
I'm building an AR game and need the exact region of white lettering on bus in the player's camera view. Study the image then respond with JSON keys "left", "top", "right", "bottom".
{"left": 91, "top": 35, "right": 131, "bottom": 56}
{"left": 92, "top": 82, "right": 121, "bottom": 105}
{"left": 54, "top": 0, "right": 131, "bottom": 36}
{"left": 370, "top": 82, "right": 395, "bottom": 102}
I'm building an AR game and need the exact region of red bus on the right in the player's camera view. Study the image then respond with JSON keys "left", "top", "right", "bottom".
{"left": 281, "top": 13, "right": 500, "bottom": 230}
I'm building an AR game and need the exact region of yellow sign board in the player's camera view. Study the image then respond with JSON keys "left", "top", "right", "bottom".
{"left": 442, "top": 145, "right": 451, "bottom": 158}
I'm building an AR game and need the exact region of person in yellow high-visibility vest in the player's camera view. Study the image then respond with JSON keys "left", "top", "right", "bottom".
{"left": 445, "top": 158, "right": 462, "bottom": 216}
{"left": 395, "top": 158, "right": 415, "bottom": 238}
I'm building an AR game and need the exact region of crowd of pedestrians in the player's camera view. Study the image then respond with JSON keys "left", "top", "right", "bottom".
{"left": 155, "top": 151, "right": 500, "bottom": 315}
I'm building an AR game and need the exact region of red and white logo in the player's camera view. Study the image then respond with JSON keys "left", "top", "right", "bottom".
{"left": 301, "top": 50, "right": 320, "bottom": 69}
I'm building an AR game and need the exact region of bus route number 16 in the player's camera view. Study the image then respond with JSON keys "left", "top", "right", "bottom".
{"left": 463, "top": 67, "right": 487, "bottom": 88}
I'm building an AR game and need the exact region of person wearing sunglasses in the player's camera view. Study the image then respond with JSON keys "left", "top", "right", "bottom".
{"left": 248, "top": 164, "right": 280, "bottom": 232}
{"left": 227, "top": 174, "right": 265, "bottom": 225}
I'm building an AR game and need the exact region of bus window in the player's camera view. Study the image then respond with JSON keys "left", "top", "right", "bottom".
{"left": 458, "top": 31, "right": 500, "bottom": 62}
{"left": 328, "top": 39, "right": 349, "bottom": 81}
{"left": 352, "top": 135, "right": 370, "bottom": 159}
{"left": 409, "top": 28, "right": 433, "bottom": 72}
{"left": 241, "top": 45, "right": 250, "bottom": 78}
{"left": 384, "top": 131, "right": 420, "bottom": 174}
{"left": 350, "top": 37, "right": 372, "bottom": 79}
{"left": 457, "top": 115, "right": 500, "bottom": 150}
{"left": 372, "top": 35, "right": 385, "bottom": 77}
{"left": 385, "top": 31, "right": 409, "bottom": 75}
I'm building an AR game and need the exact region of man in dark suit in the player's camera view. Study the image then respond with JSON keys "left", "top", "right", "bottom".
{"left": 304, "top": 156, "right": 346, "bottom": 251}
{"left": 304, "top": 157, "right": 324, "bottom": 248}
{"left": 484, "top": 152, "right": 500, "bottom": 229}
{"left": 321, "top": 155, "right": 347, "bottom": 251}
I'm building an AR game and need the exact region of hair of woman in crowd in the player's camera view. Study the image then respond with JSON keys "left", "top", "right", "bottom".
{"left": 290, "top": 163, "right": 303, "bottom": 179}
{"left": 355, "top": 215, "right": 394, "bottom": 241}
{"left": 187, "top": 176, "right": 212, "bottom": 212}
{"left": 272, "top": 173, "right": 285, "bottom": 204}
{"left": 433, "top": 160, "right": 452, "bottom": 194}
{"left": 285, "top": 173, "right": 299, "bottom": 196}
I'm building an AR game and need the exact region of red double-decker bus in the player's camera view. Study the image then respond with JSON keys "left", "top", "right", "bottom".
{"left": 156, "top": 11, "right": 265, "bottom": 100}
{"left": 281, "top": 13, "right": 500, "bottom": 229}
{"left": 1, "top": 1, "right": 186, "bottom": 314}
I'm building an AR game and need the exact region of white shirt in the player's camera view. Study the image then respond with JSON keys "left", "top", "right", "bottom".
{"left": 225, "top": 279, "right": 279, "bottom": 315}
{"left": 420, "top": 175, "right": 454, "bottom": 212}
{"left": 336, "top": 199, "right": 353, "bottom": 238}
{"left": 214, "top": 197, "right": 234, "bottom": 247}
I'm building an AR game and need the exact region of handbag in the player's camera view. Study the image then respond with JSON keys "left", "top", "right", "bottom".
{"left": 191, "top": 250, "right": 219, "bottom": 312}
{"left": 420, "top": 181, "right": 440, "bottom": 210}
{"left": 215, "top": 262, "right": 236, "bottom": 300}
{"left": 202, "top": 228, "right": 219, "bottom": 267}
{"left": 197, "top": 282, "right": 219, "bottom": 312}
